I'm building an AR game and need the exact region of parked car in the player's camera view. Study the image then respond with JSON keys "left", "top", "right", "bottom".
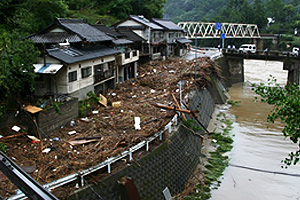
{"left": 238, "top": 44, "right": 256, "bottom": 54}
{"left": 292, "top": 47, "right": 299, "bottom": 56}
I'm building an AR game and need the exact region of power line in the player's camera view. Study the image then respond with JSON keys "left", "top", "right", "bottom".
{"left": 229, "top": 163, "right": 300, "bottom": 177}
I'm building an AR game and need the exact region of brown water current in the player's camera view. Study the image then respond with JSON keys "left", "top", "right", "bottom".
{"left": 210, "top": 59, "right": 300, "bottom": 200}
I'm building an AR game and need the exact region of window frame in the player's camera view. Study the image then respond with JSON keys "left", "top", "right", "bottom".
{"left": 68, "top": 71, "right": 77, "bottom": 82}
{"left": 81, "top": 66, "right": 92, "bottom": 78}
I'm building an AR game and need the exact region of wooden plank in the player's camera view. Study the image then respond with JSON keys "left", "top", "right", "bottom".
{"left": 171, "top": 93, "right": 186, "bottom": 120}
{"left": 24, "top": 105, "right": 43, "bottom": 114}
{"left": 99, "top": 94, "right": 107, "bottom": 107}
{"left": 68, "top": 139, "right": 99, "bottom": 146}
{"left": 154, "top": 103, "right": 192, "bottom": 114}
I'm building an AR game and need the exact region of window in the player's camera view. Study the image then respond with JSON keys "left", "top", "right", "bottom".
{"left": 68, "top": 71, "right": 77, "bottom": 82}
{"left": 94, "top": 62, "right": 115, "bottom": 83}
{"left": 133, "top": 50, "right": 137, "bottom": 57}
{"left": 159, "top": 32, "right": 163, "bottom": 38}
{"left": 81, "top": 67, "right": 92, "bottom": 78}
{"left": 153, "top": 46, "right": 160, "bottom": 54}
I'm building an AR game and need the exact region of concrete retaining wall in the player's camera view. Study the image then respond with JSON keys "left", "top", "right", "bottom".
{"left": 216, "top": 56, "right": 244, "bottom": 87}
{"left": 37, "top": 98, "right": 78, "bottom": 135}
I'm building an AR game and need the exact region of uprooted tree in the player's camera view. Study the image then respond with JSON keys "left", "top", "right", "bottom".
{"left": 252, "top": 75, "right": 300, "bottom": 167}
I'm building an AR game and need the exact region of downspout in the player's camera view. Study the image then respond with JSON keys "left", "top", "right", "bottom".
{"left": 43, "top": 44, "right": 46, "bottom": 66}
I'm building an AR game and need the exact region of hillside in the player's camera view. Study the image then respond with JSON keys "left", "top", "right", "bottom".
{"left": 164, "top": 0, "right": 300, "bottom": 26}
{"left": 164, "top": 0, "right": 227, "bottom": 23}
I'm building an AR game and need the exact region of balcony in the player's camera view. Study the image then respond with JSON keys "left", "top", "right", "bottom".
{"left": 116, "top": 50, "right": 139, "bottom": 65}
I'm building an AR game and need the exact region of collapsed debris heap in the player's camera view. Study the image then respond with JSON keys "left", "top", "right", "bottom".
{"left": 0, "top": 57, "right": 222, "bottom": 199}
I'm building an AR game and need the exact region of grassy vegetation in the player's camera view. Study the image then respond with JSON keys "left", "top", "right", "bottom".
{"left": 185, "top": 112, "right": 234, "bottom": 200}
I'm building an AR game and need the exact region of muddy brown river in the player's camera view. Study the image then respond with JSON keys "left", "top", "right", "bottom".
{"left": 210, "top": 59, "right": 300, "bottom": 200}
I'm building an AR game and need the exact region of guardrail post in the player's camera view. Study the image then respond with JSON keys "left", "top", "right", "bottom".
{"left": 146, "top": 141, "right": 149, "bottom": 151}
{"left": 129, "top": 148, "right": 133, "bottom": 161}
{"left": 80, "top": 175, "right": 84, "bottom": 187}
{"left": 107, "top": 160, "right": 111, "bottom": 174}
{"left": 168, "top": 124, "right": 171, "bottom": 133}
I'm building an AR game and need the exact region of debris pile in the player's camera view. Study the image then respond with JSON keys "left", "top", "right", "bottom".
{"left": 0, "top": 57, "right": 222, "bottom": 198}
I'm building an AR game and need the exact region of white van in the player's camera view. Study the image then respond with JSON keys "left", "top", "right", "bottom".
{"left": 238, "top": 44, "right": 256, "bottom": 54}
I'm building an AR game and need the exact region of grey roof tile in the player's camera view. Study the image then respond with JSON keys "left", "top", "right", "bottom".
{"left": 47, "top": 47, "right": 120, "bottom": 64}
{"left": 28, "top": 32, "right": 82, "bottom": 43}
{"left": 151, "top": 19, "right": 183, "bottom": 31}
{"left": 56, "top": 18, "right": 114, "bottom": 42}
{"left": 119, "top": 30, "right": 146, "bottom": 42}
{"left": 92, "top": 25, "right": 122, "bottom": 38}
{"left": 176, "top": 38, "right": 192, "bottom": 44}
{"left": 129, "top": 15, "right": 163, "bottom": 30}
{"left": 113, "top": 39, "right": 134, "bottom": 45}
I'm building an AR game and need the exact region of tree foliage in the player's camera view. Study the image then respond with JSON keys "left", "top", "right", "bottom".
{"left": 252, "top": 75, "right": 300, "bottom": 166}
{"left": 0, "top": 32, "right": 39, "bottom": 116}
{"left": 0, "top": 0, "right": 167, "bottom": 118}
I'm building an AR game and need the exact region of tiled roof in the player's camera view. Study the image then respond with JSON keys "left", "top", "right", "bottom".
{"left": 129, "top": 15, "right": 163, "bottom": 30}
{"left": 92, "top": 25, "right": 122, "bottom": 38}
{"left": 56, "top": 18, "right": 113, "bottom": 42}
{"left": 151, "top": 19, "right": 183, "bottom": 31}
{"left": 119, "top": 30, "right": 146, "bottom": 42}
{"left": 176, "top": 38, "right": 192, "bottom": 44}
{"left": 113, "top": 39, "right": 134, "bottom": 45}
{"left": 28, "top": 32, "right": 82, "bottom": 43}
{"left": 47, "top": 47, "right": 120, "bottom": 64}
{"left": 28, "top": 18, "right": 114, "bottom": 43}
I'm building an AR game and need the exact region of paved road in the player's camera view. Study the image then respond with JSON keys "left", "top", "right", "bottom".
{"left": 183, "top": 48, "right": 222, "bottom": 61}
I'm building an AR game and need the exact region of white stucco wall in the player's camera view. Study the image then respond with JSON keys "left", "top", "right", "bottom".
{"left": 34, "top": 55, "right": 116, "bottom": 100}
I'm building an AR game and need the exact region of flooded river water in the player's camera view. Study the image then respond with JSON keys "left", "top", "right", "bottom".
{"left": 210, "top": 59, "right": 300, "bottom": 200}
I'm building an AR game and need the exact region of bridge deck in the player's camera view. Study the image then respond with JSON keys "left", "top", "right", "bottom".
{"left": 223, "top": 49, "right": 300, "bottom": 61}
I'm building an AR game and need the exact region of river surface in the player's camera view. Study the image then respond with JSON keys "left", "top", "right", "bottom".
{"left": 210, "top": 59, "right": 300, "bottom": 200}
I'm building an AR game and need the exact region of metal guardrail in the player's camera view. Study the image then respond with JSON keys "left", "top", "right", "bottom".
{"left": 8, "top": 114, "right": 179, "bottom": 200}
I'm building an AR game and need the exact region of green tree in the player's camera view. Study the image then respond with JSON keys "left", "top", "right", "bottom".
{"left": 107, "top": 0, "right": 134, "bottom": 19}
{"left": 2, "top": 0, "right": 69, "bottom": 34}
{"left": 252, "top": 0, "right": 267, "bottom": 29}
{"left": 0, "top": 32, "right": 39, "bottom": 116}
{"left": 218, "top": 0, "right": 254, "bottom": 23}
{"left": 253, "top": 75, "right": 300, "bottom": 166}
{"left": 14, "top": 0, "right": 69, "bottom": 34}
{"left": 265, "top": 0, "right": 285, "bottom": 23}
{"left": 130, "top": 0, "right": 167, "bottom": 19}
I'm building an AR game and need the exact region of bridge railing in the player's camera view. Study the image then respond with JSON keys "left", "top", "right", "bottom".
{"left": 222, "top": 49, "right": 300, "bottom": 60}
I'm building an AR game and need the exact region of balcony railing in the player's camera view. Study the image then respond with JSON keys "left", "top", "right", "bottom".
{"left": 116, "top": 50, "right": 139, "bottom": 65}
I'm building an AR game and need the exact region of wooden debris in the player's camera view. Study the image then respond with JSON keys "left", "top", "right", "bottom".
{"left": 0, "top": 57, "right": 223, "bottom": 199}
{"left": 112, "top": 101, "right": 122, "bottom": 108}
{"left": 24, "top": 105, "right": 43, "bottom": 114}
{"left": 68, "top": 139, "right": 100, "bottom": 146}
{"left": 0, "top": 132, "right": 26, "bottom": 141}
{"left": 154, "top": 103, "right": 198, "bottom": 115}
{"left": 99, "top": 94, "right": 107, "bottom": 107}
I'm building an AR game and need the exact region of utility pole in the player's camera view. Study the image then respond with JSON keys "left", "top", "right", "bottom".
{"left": 195, "top": 36, "right": 197, "bottom": 80}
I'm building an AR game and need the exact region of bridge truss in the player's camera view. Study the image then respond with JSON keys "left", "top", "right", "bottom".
{"left": 178, "top": 22, "right": 261, "bottom": 39}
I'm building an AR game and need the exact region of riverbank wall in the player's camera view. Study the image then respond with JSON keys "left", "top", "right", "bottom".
{"left": 68, "top": 75, "right": 227, "bottom": 200}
